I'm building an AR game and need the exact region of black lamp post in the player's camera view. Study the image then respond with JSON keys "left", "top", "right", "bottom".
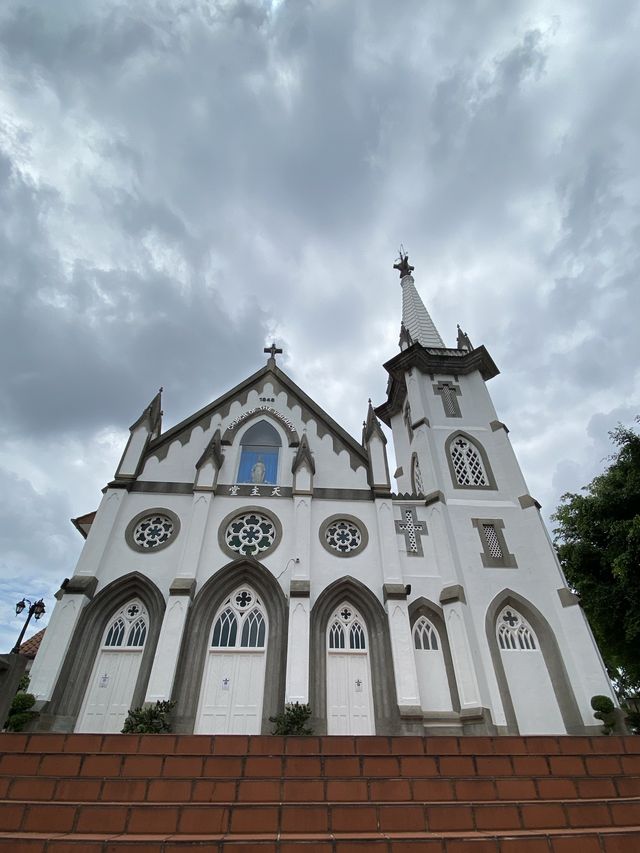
{"left": 11, "top": 598, "right": 46, "bottom": 654}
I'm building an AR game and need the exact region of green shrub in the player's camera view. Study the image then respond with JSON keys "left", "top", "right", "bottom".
{"left": 121, "top": 700, "right": 175, "bottom": 734}
{"left": 5, "top": 686, "right": 38, "bottom": 732}
{"left": 269, "top": 702, "right": 313, "bottom": 735}
{"left": 591, "top": 694, "right": 616, "bottom": 735}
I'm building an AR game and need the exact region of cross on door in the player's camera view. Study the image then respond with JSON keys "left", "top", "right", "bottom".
{"left": 395, "top": 507, "right": 428, "bottom": 557}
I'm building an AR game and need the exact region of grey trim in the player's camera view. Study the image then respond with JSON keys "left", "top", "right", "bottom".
{"left": 61, "top": 575, "right": 98, "bottom": 599}
{"left": 394, "top": 506, "right": 427, "bottom": 557}
{"left": 409, "top": 598, "right": 461, "bottom": 713}
{"left": 490, "top": 420, "right": 509, "bottom": 434}
{"left": 411, "top": 417, "right": 430, "bottom": 429}
{"left": 424, "top": 490, "right": 446, "bottom": 507}
{"left": 557, "top": 587, "right": 580, "bottom": 608}
{"left": 145, "top": 365, "right": 368, "bottom": 473}
{"left": 518, "top": 494, "right": 542, "bottom": 510}
{"left": 169, "top": 578, "right": 197, "bottom": 598}
{"left": 291, "top": 433, "right": 315, "bottom": 474}
{"left": 459, "top": 706, "right": 486, "bottom": 720}
{"left": 130, "top": 481, "right": 194, "bottom": 494}
{"left": 433, "top": 382, "right": 462, "bottom": 418}
{"left": 393, "top": 467, "right": 403, "bottom": 478}
{"left": 383, "top": 583, "right": 407, "bottom": 602}
{"left": 42, "top": 572, "right": 165, "bottom": 732}
{"left": 485, "top": 589, "right": 584, "bottom": 734}
{"left": 410, "top": 452, "right": 420, "bottom": 496}
{"left": 290, "top": 580, "right": 310, "bottom": 597}
{"left": 196, "top": 429, "right": 224, "bottom": 471}
{"left": 445, "top": 431, "right": 498, "bottom": 491}
{"left": 125, "top": 507, "right": 181, "bottom": 554}
{"left": 218, "top": 506, "right": 283, "bottom": 561}
{"left": 318, "top": 514, "right": 369, "bottom": 558}
{"left": 439, "top": 584, "right": 466, "bottom": 605}
{"left": 312, "top": 488, "right": 372, "bottom": 501}
{"left": 309, "top": 577, "right": 402, "bottom": 735}
{"left": 171, "top": 558, "right": 288, "bottom": 734}
{"left": 398, "top": 705, "right": 423, "bottom": 718}
{"left": 472, "top": 518, "right": 517, "bottom": 568}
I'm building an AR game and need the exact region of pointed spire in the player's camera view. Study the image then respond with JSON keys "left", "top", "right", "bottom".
{"left": 130, "top": 387, "right": 163, "bottom": 438}
{"left": 291, "top": 432, "right": 315, "bottom": 475}
{"left": 457, "top": 324, "right": 474, "bottom": 351}
{"left": 196, "top": 428, "right": 225, "bottom": 472}
{"left": 394, "top": 250, "right": 445, "bottom": 349}
{"left": 363, "top": 399, "right": 387, "bottom": 446}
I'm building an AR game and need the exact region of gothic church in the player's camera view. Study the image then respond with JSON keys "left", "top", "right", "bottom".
{"left": 29, "top": 258, "right": 615, "bottom": 736}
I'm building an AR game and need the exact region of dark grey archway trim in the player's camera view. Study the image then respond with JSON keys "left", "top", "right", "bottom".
{"left": 310, "top": 577, "right": 401, "bottom": 735}
{"left": 445, "top": 430, "right": 497, "bottom": 491}
{"left": 485, "top": 589, "right": 583, "bottom": 735}
{"left": 318, "top": 514, "right": 369, "bottom": 558}
{"left": 44, "top": 572, "right": 165, "bottom": 732}
{"left": 171, "top": 558, "right": 288, "bottom": 734}
{"left": 221, "top": 411, "right": 299, "bottom": 448}
{"left": 125, "top": 507, "right": 181, "bottom": 553}
{"left": 409, "top": 598, "right": 461, "bottom": 713}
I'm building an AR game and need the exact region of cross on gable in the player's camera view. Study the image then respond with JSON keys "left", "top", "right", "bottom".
{"left": 395, "top": 506, "right": 428, "bottom": 557}
{"left": 264, "top": 342, "right": 283, "bottom": 364}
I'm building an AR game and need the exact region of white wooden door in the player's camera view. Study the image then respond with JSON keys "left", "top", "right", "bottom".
{"left": 326, "top": 604, "right": 374, "bottom": 735}
{"left": 76, "top": 600, "right": 148, "bottom": 733}
{"left": 195, "top": 587, "right": 267, "bottom": 734}
{"left": 413, "top": 617, "right": 453, "bottom": 713}
{"left": 497, "top": 607, "right": 565, "bottom": 735}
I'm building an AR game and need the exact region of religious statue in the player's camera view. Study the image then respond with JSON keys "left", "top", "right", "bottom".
{"left": 251, "top": 457, "right": 266, "bottom": 484}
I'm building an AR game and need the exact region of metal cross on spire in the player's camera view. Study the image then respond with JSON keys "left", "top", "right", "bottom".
{"left": 393, "top": 245, "right": 414, "bottom": 279}
{"left": 264, "top": 342, "right": 283, "bottom": 366}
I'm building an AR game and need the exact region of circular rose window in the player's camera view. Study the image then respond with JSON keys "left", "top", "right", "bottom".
{"left": 319, "top": 515, "right": 368, "bottom": 557}
{"left": 223, "top": 511, "right": 278, "bottom": 558}
{"left": 125, "top": 508, "right": 180, "bottom": 553}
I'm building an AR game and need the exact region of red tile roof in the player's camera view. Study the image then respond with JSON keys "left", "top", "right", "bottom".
{"left": 18, "top": 627, "right": 45, "bottom": 659}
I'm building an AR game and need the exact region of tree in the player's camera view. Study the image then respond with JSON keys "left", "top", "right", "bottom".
{"left": 553, "top": 420, "right": 640, "bottom": 698}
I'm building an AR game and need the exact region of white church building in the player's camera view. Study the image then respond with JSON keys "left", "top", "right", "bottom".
{"left": 29, "top": 256, "right": 615, "bottom": 736}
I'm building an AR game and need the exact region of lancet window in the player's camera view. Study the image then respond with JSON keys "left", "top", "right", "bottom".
{"left": 449, "top": 435, "right": 489, "bottom": 487}
{"left": 327, "top": 604, "right": 368, "bottom": 652}
{"left": 211, "top": 587, "right": 267, "bottom": 650}
{"left": 238, "top": 420, "right": 281, "bottom": 485}
{"left": 497, "top": 607, "right": 537, "bottom": 651}
{"left": 102, "top": 600, "right": 148, "bottom": 649}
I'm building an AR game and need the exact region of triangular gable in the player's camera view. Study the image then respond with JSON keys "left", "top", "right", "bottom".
{"left": 144, "top": 365, "right": 368, "bottom": 472}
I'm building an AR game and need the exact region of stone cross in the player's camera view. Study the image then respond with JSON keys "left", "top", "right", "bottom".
{"left": 395, "top": 507, "right": 427, "bottom": 557}
{"left": 264, "top": 342, "right": 283, "bottom": 365}
{"left": 433, "top": 382, "right": 462, "bottom": 417}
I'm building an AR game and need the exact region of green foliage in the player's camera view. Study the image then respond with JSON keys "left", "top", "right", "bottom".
{"left": 4, "top": 679, "right": 38, "bottom": 732}
{"left": 269, "top": 702, "right": 313, "bottom": 735}
{"left": 553, "top": 420, "right": 640, "bottom": 696}
{"left": 590, "top": 695, "right": 616, "bottom": 735}
{"left": 121, "top": 700, "right": 175, "bottom": 734}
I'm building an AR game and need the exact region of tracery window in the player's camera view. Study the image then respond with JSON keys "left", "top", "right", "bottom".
{"left": 132, "top": 514, "right": 175, "bottom": 549}
{"left": 413, "top": 616, "right": 439, "bottom": 650}
{"left": 325, "top": 520, "right": 362, "bottom": 554}
{"left": 102, "top": 600, "right": 148, "bottom": 649}
{"left": 237, "top": 420, "right": 281, "bottom": 485}
{"left": 449, "top": 436, "right": 489, "bottom": 487}
{"left": 211, "top": 587, "right": 267, "bottom": 650}
{"left": 327, "top": 604, "right": 368, "bottom": 652}
{"left": 411, "top": 454, "right": 424, "bottom": 495}
{"left": 497, "top": 607, "right": 537, "bottom": 651}
{"left": 224, "top": 511, "right": 277, "bottom": 557}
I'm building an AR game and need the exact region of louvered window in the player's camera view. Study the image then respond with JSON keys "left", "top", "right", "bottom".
{"left": 450, "top": 437, "right": 488, "bottom": 486}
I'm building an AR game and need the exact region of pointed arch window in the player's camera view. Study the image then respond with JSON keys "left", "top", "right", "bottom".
{"left": 237, "top": 420, "right": 281, "bottom": 485}
{"left": 102, "top": 600, "right": 148, "bottom": 650}
{"left": 413, "top": 616, "right": 439, "bottom": 650}
{"left": 327, "top": 604, "right": 368, "bottom": 652}
{"left": 446, "top": 433, "right": 496, "bottom": 490}
{"left": 210, "top": 587, "right": 267, "bottom": 650}
{"left": 497, "top": 607, "right": 537, "bottom": 651}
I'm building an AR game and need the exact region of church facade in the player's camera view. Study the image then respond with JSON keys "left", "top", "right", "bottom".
{"left": 29, "top": 260, "right": 616, "bottom": 736}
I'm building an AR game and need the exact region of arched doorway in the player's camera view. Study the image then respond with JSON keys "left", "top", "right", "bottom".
{"left": 76, "top": 599, "right": 148, "bottom": 733}
{"left": 496, "top": 605, "right": 565, "bottom": 734}
{"left": 326, "top": 602, "right": 374, "bottom": 734}
{"left": 195, "top": 585, "right": 268, "bottom": 734}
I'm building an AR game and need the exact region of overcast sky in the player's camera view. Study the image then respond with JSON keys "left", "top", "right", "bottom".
{"left": 1, "top": 0, "right": 638, "bottom": 652}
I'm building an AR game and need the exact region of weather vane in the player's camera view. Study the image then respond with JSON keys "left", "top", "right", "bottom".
{"left": 393, "top": 244, "right": 414, "bottom": 278}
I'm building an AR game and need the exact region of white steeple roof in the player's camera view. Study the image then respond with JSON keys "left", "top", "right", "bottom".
{"left": 400, "top": 274, "right": 444, "bottom": 348}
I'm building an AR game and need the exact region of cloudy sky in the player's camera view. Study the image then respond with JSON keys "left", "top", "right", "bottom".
{"left": 1, "top": 0, "right": 638, "bottom": 652}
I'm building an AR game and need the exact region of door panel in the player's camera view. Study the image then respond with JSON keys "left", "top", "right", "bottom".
{"left": 196, "top": 650, "right": 266, "bottom": 734}
{"left": 327, "top": 652, "right": 374, "bottom": 735}
{"left": 76, "top": 650, "right": 143, "bottom": 733}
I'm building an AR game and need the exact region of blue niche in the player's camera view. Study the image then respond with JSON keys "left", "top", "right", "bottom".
{"left": 237, "top": 420, "right": 281, "bottom": 485}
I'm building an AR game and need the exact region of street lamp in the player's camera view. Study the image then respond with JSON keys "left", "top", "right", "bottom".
{"left": 11, "top": 598, "right": 46, "bottom": 654}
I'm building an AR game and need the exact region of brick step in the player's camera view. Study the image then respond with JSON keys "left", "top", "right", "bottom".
{"left": 3, "top": 733, "right": 640, "bottom": 757}
{"left": 1, "top": 828, "right": 640, "bottom": 852}
{"left": 2, "top": 798, "right": 640, "bottom": 834}
{"left": 3, "top": 776, "right": 640, "bottom": 802}
{"left": 3, "top": 753, "right": 639, "bottom": 780}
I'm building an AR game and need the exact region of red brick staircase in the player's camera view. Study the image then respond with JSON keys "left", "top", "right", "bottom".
{"left": 1, "top": 732, "right": 639, "bottom": 851}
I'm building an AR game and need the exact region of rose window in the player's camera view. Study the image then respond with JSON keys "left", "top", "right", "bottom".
{"left": 325, "top": 520, "right": 362, "bottom": 554}
{"left": 133, "top": 514, "right": 175, "bottom": 549}
{"left": 225, "top": 512, "right": 276, "bottom": 557}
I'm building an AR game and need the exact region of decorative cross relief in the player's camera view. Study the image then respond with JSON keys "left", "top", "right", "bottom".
{"left": 502, "top": 610, "right": 518, "bottom": 627}
{"left": 395, "top": 507, "right": 428, "bottom": 557}
{"left": 433, "top": 382, "right": 462, "bottom": 417}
